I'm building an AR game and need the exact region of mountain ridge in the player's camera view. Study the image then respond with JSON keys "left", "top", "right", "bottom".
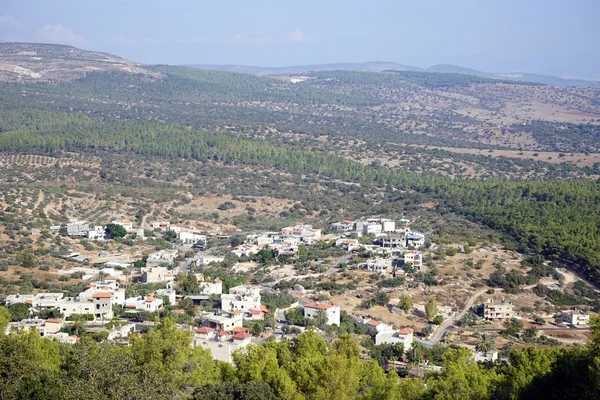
{"left": 188, "top": 61, "right": 600, "bottom": 87}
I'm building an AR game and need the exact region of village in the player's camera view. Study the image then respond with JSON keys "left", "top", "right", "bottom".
{"left": 2, "top": 214, "right": 596, "bottom": 368}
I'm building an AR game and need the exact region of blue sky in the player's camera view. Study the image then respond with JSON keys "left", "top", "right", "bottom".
{"left": 1, "top": 0, "right": 598, "bottom": 78}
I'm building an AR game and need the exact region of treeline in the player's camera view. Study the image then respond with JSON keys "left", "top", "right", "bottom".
{"left": 513, "top": 120, "right": 600, "bottom": 153}
{"left": 2, "top": 109, "right": 600, "bottom": 281}
{"left": 305, "top": 69, "right": 539, "bottom": 89}
{"left": 35, "top": 66, "right": 380, "bottom": 107}
{"left": 0, "top": 311, "right": 599, "bottom": 399}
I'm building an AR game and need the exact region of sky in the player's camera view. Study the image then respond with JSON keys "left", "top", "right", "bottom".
{"left": 1, "top": 0, "right": 599, "bottom": 79}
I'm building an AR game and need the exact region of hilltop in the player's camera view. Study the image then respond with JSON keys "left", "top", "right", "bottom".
{"left": 0, "top": 42, "right": 154, "bottom": 82}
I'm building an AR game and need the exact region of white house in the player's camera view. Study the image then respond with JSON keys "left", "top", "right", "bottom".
{"left": 200, "top": 310, "right": 244, "bottom": 332}
{"left": 281, "top": 224, "right": 322, "bottom": 244}
{"left": 375, "top": 327, "right": 414, "bottom": 350}
{"left": 87, "top": 226, "right": 106, "bottom": 240}
{"left": 562, "top": 310, "right": 590, "bottom": 325}
{"left": 359, "top": 258, "right": 393, "bottom": 275}
{"left": 111, "top": 219, "right": 133, "bottom": 231}
{"left": 146, "top": 250, "right": 178, "bottom": 267}
{"left": 221, "top": 285, "right": 261, "bottom": 314}
{"left": 198, "top": 278, "right": 223, "bottom": 295}
{"left": 304, "top": 302, "right": 340, "bottom": 326}
{"left": 475, "top": 351, "right": 498, "bottom": 363}
{"left": 335, "top": 238, "right": 360, "bottom": 252}
{"left": 406, "top": 232, "right": 425, "bottom": 248}
{"left": 380, "top": 219, "right": 396, "bottom": 233}
{"left": 179, "top": 230, "right": 207, "bottom": 246}
{"left": 331, "top": 221, "right": 355, "bottom": 232}
{"left": 361, "top": 318, "right": 394, "bottom": 334}
{"left": 155, "top": 288, "right": 177, "bottom": 305}
{"left": 124, "top": 294, "right": 164, "bottom": 313}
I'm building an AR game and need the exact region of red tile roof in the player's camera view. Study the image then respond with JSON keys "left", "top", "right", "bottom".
{"left": 398, "top": 328, "right": 414, "bottom": 335}
{"left": 259, "top": 305, "right": 269, "bottom": 313}
{"left": 195, "top": 327, "right": 215, "bottom": 334}
{"left": 46, "top": 319, "right": 62, "bottom": 324}
{"left": 367, "top": 320, "right": 382, "bottom": 326}
{"left": 228, "top": 327, "right": 249, "bottom": 333}
{"left": 93, "top": 292, "right": 113, "bottom": 298}
{"left": 233, "top": 332, "right": 252, "bottom": 340}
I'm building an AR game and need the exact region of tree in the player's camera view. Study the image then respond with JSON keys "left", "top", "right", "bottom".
{"left": 313, "top": 309, "right": 328, "bottom": 328}
{"left": 475, "top": 334, "right": 495, "bottom": 353}
{"left": 372, "top": 292, "right": 389, "bottom": 306}
{"left": 193, "top": 381, "right": 279, "bottom": 400}
{"left": 105, "top": 223, "right": 127, "bottom": 238}
{"left": 0, "top": 306, "right": 10, "bottom": 332}
{"left": 397, "top": 294, "right": 413, "bottom": 314}
{"left": 425, "top": 298, "right": 438, "bottom": 320}
{"left": 524, "top": 326, "right": 538, "bottom": 339}
{"left": 9, "top": 303, "right": 31, "bottom": 321}
{"left": 432, "top": 315, "right": 444, "bottom": 325}
{"left": 16, "top": 250, "right": 36, "bottom": 268}
{"left": 426, "top": 348, "right": 499, "bottom": 399}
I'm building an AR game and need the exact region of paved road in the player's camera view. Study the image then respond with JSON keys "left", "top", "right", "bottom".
{"left": 422, "top": 288, "right": 488, "bottom": 346}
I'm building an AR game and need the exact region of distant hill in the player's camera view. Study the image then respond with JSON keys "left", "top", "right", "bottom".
{"left": 191, "top": 61, "right": 600, "bottom": 87}
{"left": 0, "top": 41, "right": 154, "bottom": 82}
{"left": 188, "top": 61, "right": 421, "bottom": 76}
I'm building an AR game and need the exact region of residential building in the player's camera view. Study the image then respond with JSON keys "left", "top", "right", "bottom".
{"left": 5, "top": 318, "right": 63, "bottom": 337}
{"left": 304, "top": 302, "right": 341, "bottom": 326}
{"left": 281, "top": 224, "right": 322, "bottom": 244}
{"left": 200, "top": 310, "right": 244, "bottom": 332}
{"left": 361, "top": 318, "right": 394, "bottom": 334}
{"left": 363, "top": 222, "right": 383, "bottom": 235}
{"left": 331, "top": 220, "right": 355, "bottom": 232}
{"left": 146, "top": 249, "right": 178, "bottom": 267}
{"left": 335, "top": 238, "right": 360, "bottom": 252}
{"left": 359, "top": 258, "right": 393, "bottom": 275}
{"left": 375, "top": 327, "right": 414, "bottom": 349}
{"left": 141, "top": 266, "right": 175, "bottom": 283}
{"left": 475, "top": 351, "right": 498, "bottom": 363}
{"left": 66, "top": 220, "right": 89, "bottom": 237}
{"left": 107, "top": 323, "right": 136, "bottom": 341}
{"left": 483, "top": 299, "right": 514, "bottom": 323}
{"left": 403, "top": 250, "right": 423, "bottom": 271}
{"left": 87, "top": 226, "right": 106, "bottom": 240}
{"left": 111, "top": 219, "right": 133, "bottom": 231}
{"left": 198, "top": 278, "right": 223, "bottom": 295}
{"left": 406, "top": 232, "right": 425, "bottom": 248}
{"left": 124, "top": 294, "right": 164, "bottom": 313}
{"left": 179, "top": 230, "right": 207, "bottom": 246}
{"left": 381, "top": 234, "right": 405, "bottom": 249}
{"left": 380, "top": 218, "right": 396, "bottom": 233}
{"left": 562, "top": 310, "right": 590, "bottom": 325}
{"left": 155, "top": 288, "right": 177, "bottom": 305}
{"left": 221, "top": 285, "right": 261, "bottom": 313}
{"left": 231, "top": 243, "right": 260, "bottom": 257}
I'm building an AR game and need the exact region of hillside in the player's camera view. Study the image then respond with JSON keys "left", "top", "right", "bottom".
{"left": 2, "top": 42, "right": 600, "bottom": 283}
{"left": 0, "top": 42, "right": 154, "bottom": 82}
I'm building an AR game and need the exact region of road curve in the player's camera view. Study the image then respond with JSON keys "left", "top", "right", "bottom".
{"left": 423, "top": 288, "right": 488, "bottom": 346}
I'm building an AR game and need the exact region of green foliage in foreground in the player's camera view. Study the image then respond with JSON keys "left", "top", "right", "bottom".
{"left": 0, "top": 311, "right": 600, "bottom": 399}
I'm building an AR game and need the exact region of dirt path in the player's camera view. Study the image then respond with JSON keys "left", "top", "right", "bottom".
{"left": 33, "top": 189, "right": 44, "bottom": 210}
{"left": 423, "top": 288, "right": 488, "bottom": 345}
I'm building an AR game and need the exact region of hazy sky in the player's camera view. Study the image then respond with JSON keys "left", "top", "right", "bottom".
{"left": 1, "top": 0, "right": 598, "bottom": 78}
